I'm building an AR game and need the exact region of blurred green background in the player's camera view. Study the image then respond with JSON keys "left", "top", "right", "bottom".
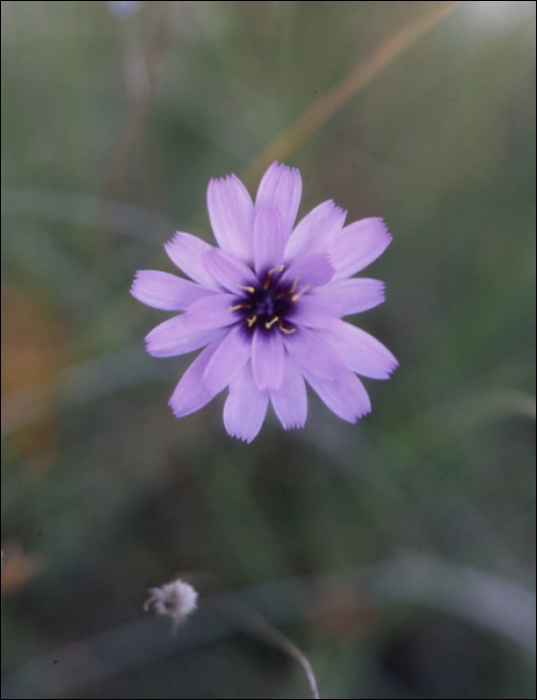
{"left": 1, "top": 1, "right": 535, "bottom": 698}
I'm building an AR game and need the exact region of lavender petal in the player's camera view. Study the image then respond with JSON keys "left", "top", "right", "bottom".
{"left": 169, "top": 339, "right": 224, "bottom": 417}
{"left": 164, "top": 232, "right": 221, "bottom": 290}
{"left": 284, "top": 328, "right": 346, "bottom": 380}
{"left": 251, "top": 327, "right": 285, "bottom": 391}
{"left": 253, "top": 206, "right": 285, "bottom": 273}
{"left": 131, "top": 270, "right": 214, "bottom": 311}
{"left": 318, "top": 318, "right": 398, "bottom": 379}
{"left": 184, "top": 293, "right": 240, "bottom": 329}
{"left": 285, "top": 200, "right": 346, "bottom": 261}
{"left": 330, "top": 218, "right": 392, "bottom": 280}
{"left": 312, "top": 278, "right": 385, "bottom": 316}
{"left": 202, "top": 325, "right": 251, "bottom": 395}
{"left": 203, "top": 247, "right": 257, "bottom": 292}
{"left": 145, "top": 315, "right": 224, "bottom": 357}
{"left": 269, "top": 355, "right": 308, "bottom": 429}
{"left": 255, "top": 162, "right": 302, "bottom": 241}
{"left": 207, "top": 174, "right": 254, "bottom": 260}
{"left": 281, "top": 253, "right": 334, "bottom": 288}
{"left": 303, "top": 367, "right": 371, "bottom": 422}
{"left": 223, "top": 362, "right": 269, "bottom": 443}
{"left": 288, "top": 294, "right": 341, "bottom": 328}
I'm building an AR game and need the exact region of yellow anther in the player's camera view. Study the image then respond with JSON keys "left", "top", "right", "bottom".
{"left": 264, "top": 316, "right": 279, "bottom": 329}
{"left": 228, "top": 303, "right": 249, "bottom": 312}
{"left": 278, "top": 319, "right": 296, "bottom": 334}
{"left": 263, "top": 265, "right": 285, "bottom": 289}
{"left": 236, "top": 284, "right": 255, "bottom": 293}
{"left": 247, "top": 315, "right": 258, "bottom": 327}
{"left": 276, "top": 277, "right": 299, "bottom": 300}
{"left": 291, "top": 283, "right": 310, "bottom": 302}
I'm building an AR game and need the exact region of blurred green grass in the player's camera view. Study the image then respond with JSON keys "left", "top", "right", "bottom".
{"left": 1, "top": 2, "right": 535, "bottom": 698}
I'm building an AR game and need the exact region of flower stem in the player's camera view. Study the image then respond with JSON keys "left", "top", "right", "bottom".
{"left": 222, "top": 597, "right": 320, "bottom": 699}
{"left": 242, "top": 1, "right": 463, "bottom": 188}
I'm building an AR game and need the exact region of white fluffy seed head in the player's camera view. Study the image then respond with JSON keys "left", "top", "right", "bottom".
{"left": 144, "top": 579, "right": 198, "bottom": 627}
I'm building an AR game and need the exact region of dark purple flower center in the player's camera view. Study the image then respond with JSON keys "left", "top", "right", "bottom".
{"left": 231, "top": 266, "right": 307, "bottom": 335}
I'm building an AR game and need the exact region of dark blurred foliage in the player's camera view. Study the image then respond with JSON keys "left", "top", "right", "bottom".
{"left": 1, "top": 2, "right": 535, "bottom": 698}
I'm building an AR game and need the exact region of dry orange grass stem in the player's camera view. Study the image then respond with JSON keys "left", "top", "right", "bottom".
{"left": 242, "top": 1, "right": 463, "bottom": 188}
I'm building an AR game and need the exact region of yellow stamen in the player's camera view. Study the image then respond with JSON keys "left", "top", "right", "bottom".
{"left": 247, "top": 315, "right": 258, "bottom": 327}
{"left": 278, "top": 319, "right": 296, "bottom": 334}
{"left": 228, "top": 303, "right": 249, "bottom": 312}
{"left": 263, "top": 265, "right": 285, "bottom": 289}
{"left": 291, "top": 283, "right": 310, "bottom": 302}
{"left": 236, "top": 284, "right": 255, "bottom": 293}
{"left": 265, "top": 316, "right": 279, "bottom": 329}
{"left": 276, "top": 277, "right": 300, "bottom": 299}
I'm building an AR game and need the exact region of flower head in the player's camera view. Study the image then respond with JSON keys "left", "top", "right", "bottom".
{"left": 131, "top": 162, "right": 397, "bottom": 442}
{"left": 144, "top": 578, "right": 198, "bottom": 632}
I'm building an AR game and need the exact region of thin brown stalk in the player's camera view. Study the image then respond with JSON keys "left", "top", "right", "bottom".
{"left": 241, "top": 1, "right": 464, "bottom": 187}
{"left": 223, "top": 598, "right": 320, "bottom": 699}
{"left": 84, "top": 1, "right": 175, "bottom": 308}
{"left": 104, "top": 0, "right": 174, "bottom": 200}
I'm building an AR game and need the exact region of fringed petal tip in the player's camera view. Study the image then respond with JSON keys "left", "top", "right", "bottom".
{"left": 265, "top": 160, "right": 299, "bottom": 176}
{"left": 280, "top": 420, "right": 307, "bottom": 431}
{"left": 207, "top": 174, "right": 254, "bottom": 260}
{"left": 224, "top": 429, "right": 255, "bottom": 444}
{"left": 374, "top": 217, "right": 393, "bottom": 248}
{"left": 130, "top": 272, "right": 140, "bottom": 295}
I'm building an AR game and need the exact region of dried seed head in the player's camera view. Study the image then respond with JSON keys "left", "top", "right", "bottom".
{"left": 144, "top": 579, "right": 198, "bottom": 630}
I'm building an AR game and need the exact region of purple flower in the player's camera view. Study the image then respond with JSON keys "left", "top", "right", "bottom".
{"left": 131, "top": 162, "right": 397, "bottom": 442}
